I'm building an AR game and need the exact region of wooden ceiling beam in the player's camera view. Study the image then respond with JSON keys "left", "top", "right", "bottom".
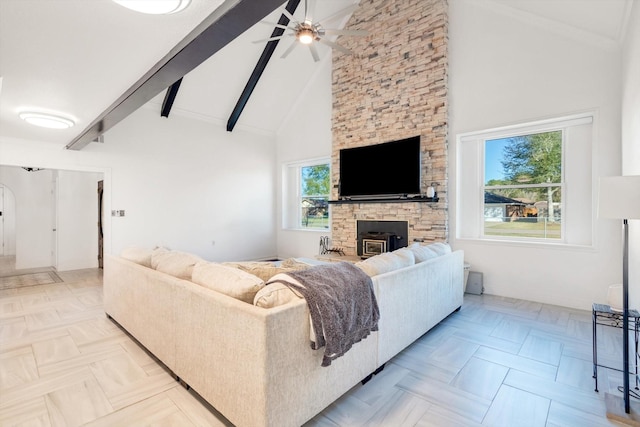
{"left": 160, "top": 78, "right": 183, "bottom": 118}
{"left": 226, "top": 0, "right": 301, "bottom": 132}
{"left": 66, "top": 0, "right": 283, "bottom": 150}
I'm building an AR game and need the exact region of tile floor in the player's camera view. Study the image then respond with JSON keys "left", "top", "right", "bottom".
{"left": 0, "top": 262, "right": 635, "bottom": 426}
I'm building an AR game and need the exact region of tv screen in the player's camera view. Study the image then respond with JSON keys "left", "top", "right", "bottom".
{"left": 339, "top": 136, "right": 421, "bottom": 198}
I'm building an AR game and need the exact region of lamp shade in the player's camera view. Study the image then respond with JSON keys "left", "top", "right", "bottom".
{"left": 598, "top": 175, "right": 640, "bottom": 220}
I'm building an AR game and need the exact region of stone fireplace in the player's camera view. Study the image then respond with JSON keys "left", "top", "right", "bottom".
{"left": 330, "top": 0, "right": 449, "bottom": 256}
{"left": 357, "top": 220, "right": 408, "bottom": 258}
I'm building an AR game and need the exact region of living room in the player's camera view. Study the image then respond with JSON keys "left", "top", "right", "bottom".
{"left": 0, "top": 0, "right": 638, "bottom": 424}
{"left": 1, "top": 0, "right": 637, "bottom": 310}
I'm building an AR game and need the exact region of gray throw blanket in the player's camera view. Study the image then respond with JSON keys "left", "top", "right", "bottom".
{"left": 267, "top": 262, "right": 379, "bottom": 367}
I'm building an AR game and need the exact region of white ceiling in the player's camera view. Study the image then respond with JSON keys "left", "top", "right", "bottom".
{"left": 0, "top": 0, "right": 633, "bottom": 149}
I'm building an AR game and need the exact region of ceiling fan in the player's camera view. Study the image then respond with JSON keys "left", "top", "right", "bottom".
{"left": 255, "top": 0, "right": 367, "bottom": 62}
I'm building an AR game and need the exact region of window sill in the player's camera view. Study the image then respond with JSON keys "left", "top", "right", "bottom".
{"left": 283, "top": 227, "right": 330, "bottom": 233}
{"left": 454, "top": 236, "right": 596, "bottom": 252}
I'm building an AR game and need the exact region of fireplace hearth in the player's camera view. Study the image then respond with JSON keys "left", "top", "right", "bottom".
{"left": 356, "top": 220, "right": 409, "bottom": 258}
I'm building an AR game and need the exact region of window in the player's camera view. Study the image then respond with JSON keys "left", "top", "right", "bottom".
{"left": 457, "top": 113, "right": 594, "bottom": 246}
{"left": 283, "top": 159, "right": 330, "bottom": 230}
{"left": 484, "top": 130, "right": 563, "bottom": 240}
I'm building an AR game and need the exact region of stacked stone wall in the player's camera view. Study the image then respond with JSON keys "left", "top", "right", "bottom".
{"left": 331, "top": 0, "right": 449, "bottom": 255}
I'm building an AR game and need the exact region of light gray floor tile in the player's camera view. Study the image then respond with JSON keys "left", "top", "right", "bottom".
{"left": 450, "top": 357, "right": 509, "bottom": 400}
{"left": 482, "top": 385, "right": 550, "bottom": 427}
{"left": 0, "top": 267, "right": 624, "bottom": 426}
{"left": 519, "top": 334, "right": 564, "bottom": 365}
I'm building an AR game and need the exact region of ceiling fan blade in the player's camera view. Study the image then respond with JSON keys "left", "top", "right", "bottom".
{"left": 324, "top": 29, "right": 368, "bottom": 37}
{"left": 308, "top": 43, "right": 320, "bottom": 62}
{"left": 281, "top": 39, "right": 299, "bottom": 59}
{"left": 317, "top": 4, "right": 358, "bottom": 26}
{"left": 304, "top": 0, "right": 316, "bottom": 23}
{"left": 252, "top": 35, "right": 287, "bottom": 44}
{"left": 318, "top": 38, "right": 353, "bottom": 56}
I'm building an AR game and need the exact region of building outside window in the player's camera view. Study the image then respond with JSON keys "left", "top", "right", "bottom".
{"left": 484, "top": 130, "right": 563, "bottom": 240}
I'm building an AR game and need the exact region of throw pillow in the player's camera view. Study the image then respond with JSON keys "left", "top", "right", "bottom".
{"left": 253, "top": 274, "right": 304, "bottom": 308}
{"left": 120, "top": 246, "right": 153, "bottom": 267}
{"left": 151, "top": 249, "right": 203, "bottom": 280}
{"left": 192, "top": 262, "right": 264, "bottom": 304}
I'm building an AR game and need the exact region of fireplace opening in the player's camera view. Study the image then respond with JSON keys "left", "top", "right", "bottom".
{"left": 356, "top": 220, "right": 408, "bottom": 258}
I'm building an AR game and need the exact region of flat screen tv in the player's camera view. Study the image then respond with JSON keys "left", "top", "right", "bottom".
{"left": 339, "top": 136, "right": 421, "bottom": 199}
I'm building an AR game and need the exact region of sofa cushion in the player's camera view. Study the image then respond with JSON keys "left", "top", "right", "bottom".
{"left": 253, "top": 274, "right": 304, "bottom": 308}
{"left": 355, "top": 247, "right": 415, "bottom": 277}
{"left": 120, "top": 246, "right": 153, "bottom": 267}
{"left": 428, "top": 242, "right": 452, "bottom": 255}
{"left": 192, "top": 262, "right": 264, "bottom": 303}
{"left": 151, "top": 249, "right": 203, "bottom": 280}
{"left": 409, "top": 243, "right": 440, "bottom": 263}
{"left": 234, "top": 261, "right": 311, "bottom": 282}
{"left": 280, "top": 258, "right": 315, "bottom": 270}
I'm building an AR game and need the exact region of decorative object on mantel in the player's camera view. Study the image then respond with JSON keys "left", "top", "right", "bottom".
{"left": 598, "top": 175, "right": 640, "bottom": 424}
{"left": 426, "top": 183, "right": 437, "bottom": 198}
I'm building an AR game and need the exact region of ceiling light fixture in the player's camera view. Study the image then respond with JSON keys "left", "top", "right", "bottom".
{"left": 19, "top": 112, "right": 75, "bottom": 129}
{"left": 296, "top": 24, "right": 316, "bottom": 45}
{"left": 112, "top": 0, "right": 191, "bottom": 15}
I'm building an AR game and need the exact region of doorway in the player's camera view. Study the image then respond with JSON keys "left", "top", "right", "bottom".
{"left": 98, "top": 180, "right": 104, "bottom": 269}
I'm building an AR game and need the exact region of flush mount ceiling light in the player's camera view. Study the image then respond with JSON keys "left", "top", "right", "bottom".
{"left": 112, "top": 0, "right": 191, "bottom": 14}
{"left": 19, "top": 112, "right": 75, "bottom": 129}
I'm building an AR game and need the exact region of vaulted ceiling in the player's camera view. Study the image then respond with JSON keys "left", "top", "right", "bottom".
{"left": 0, "top": 0, "right": 633, "bottom": 150}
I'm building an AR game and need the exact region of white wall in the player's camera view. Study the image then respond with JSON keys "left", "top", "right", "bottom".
{"left": 276, "top": 56, "right": 333, "bottom": 259}
{"left": 56, "top": 170, "right": 101, "bottom": 271}
{"left": 621, "top": 4, "right": 640, "bottom": 309}
{"left": 0, "top": 106, "right": 278, "bottom": 262}
{"left": 449, "top": 0, "right": 623, "bottom": 310}
{"left": 0, "top": 166, "right": 103, "bottom": 270}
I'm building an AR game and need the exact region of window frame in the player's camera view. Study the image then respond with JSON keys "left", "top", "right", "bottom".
{"left": 481, "top": 128, "right": 566, "bottom": 243}
{"left": 283, "top": 157, "right": 331, "bottom": 231}
{"left": 456, "top": 112, "right": 594, "bottom": 248}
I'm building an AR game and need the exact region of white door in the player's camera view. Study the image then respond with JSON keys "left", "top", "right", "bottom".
{"left": 51, "top": 174, "right": 58, "bottom": 268}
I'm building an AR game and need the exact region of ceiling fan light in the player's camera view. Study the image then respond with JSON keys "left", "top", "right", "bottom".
{"left": 112, "top": 0, "right": 190, "bottom": 15}
{"left": 19, "top": 112, "right": 75, "bottom": 129}
{"left": 298, "top": 29, "right": 314, "bottom": 45}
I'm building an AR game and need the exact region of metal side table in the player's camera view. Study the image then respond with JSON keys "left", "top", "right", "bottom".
{"left": 592, "top": 303, "right": 640, "bottom": 392}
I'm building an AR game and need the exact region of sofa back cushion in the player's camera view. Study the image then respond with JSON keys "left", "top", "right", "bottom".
{"left": 151, "top": 248, "right": 203, "bottom": 279}
{"left": 409, "top": 242, "right": 452, "bottom": 263}
{"left": 429, "top": 242, "right": 452, "bottom": 255}
{"left": 192, "top": 262, "right": 265, "bottom": 303}
{"left": 409, "top": 243, "right": 439, "bottom": 263}
{"left": 355, "top": 247, "right": 415, "bottom": 277}
{"left": 120, "top": 246, "right": 153, "bottom": 267}
{"left": 228, "top": 259, "right": 313, "bottom": 282}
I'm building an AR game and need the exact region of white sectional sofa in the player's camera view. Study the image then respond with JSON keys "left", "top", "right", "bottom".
{"left": 103, "top": 244, "right": 464, "bottom": 427}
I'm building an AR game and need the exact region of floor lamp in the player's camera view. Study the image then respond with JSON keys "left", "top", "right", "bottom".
{"left": 599, "top": 175, "right": 640, "bottom": 421}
